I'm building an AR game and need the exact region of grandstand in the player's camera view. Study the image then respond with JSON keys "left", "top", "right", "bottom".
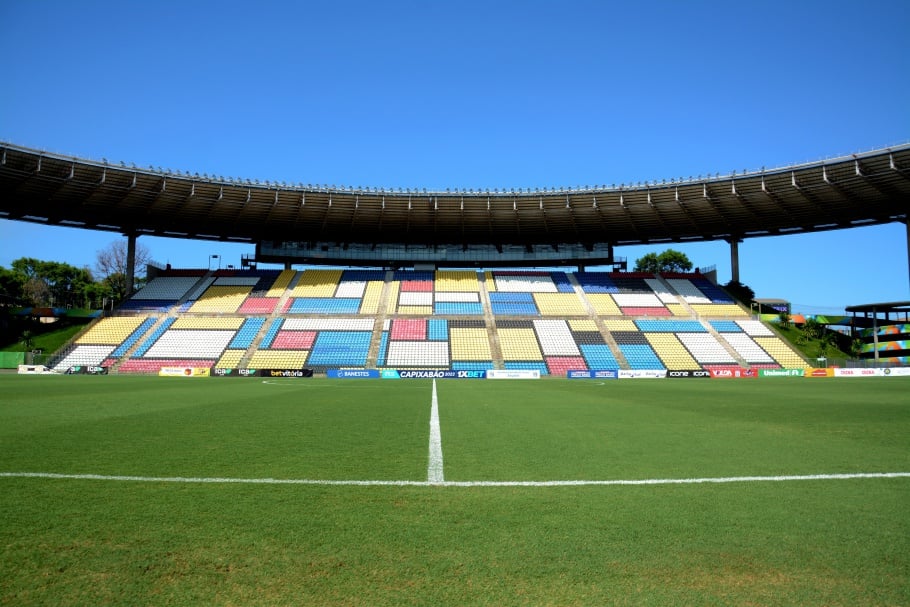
{"left": 2, "top": 141, "right": 907, "bottom": 375}
{"left": 47, "top": 268, "right": 811, "bottom": 375}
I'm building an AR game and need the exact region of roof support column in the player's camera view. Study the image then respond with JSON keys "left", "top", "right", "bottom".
{"left": 905, "top": 218, "right": 910, "bottom": 293}
{"left": 728, "top": 238, "right": 742, "bottom": 283}
{"left": 125, "top": 232, "right": 137, "bottom": 297}
{"left": 872, "top": 308, "right": 880, "bottom": 365}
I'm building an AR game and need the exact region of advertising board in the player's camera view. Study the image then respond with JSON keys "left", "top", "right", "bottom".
{"left": 65, "top": 366, "right": 109, "bottom": 375}
{"left": 259, "top": 369, "right": 314, "bottom": 378}
{"left": 566, "top": 370, "right": 619, "bottom": 379}
{"left": 17, "top": 365, "right": 53, "bottom": 374}
{"left": 159, "top": 367, "right": 211, "bottom": 377}
{"left": 708, "top": 368, "right": 758, "bottom": 379}
{"left": 381, "top": 370, "right": 486, "bottom": 379}
{"left": 665, "top": 370, "right": 711, "bottom": 379}
{"left": 758, "top": 368, "right": 805, "bottom": 378}
{"left": 327, "top": 369, "right": 380, "bottom": 379}
{"left": 618, "top": 370, "right": 668, "bottom": 379}
{"left": 486, "top": 369, "right": 540, "bottom": 380}
{"left": 833, "top": 368, "right": 883, "bottom": 378}
{"left": 807, "top": 368, "right": 834, "bottom": 378}
{"left": 211, "top": 368, "right": 260, "bottom": 377}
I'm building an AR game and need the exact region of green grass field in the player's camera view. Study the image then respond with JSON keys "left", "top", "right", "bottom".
{"left": 1, "top": 375, "right": 908, "bottom": 605}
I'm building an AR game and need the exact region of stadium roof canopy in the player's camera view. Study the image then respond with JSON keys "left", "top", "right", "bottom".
{"left": 1, "top": 141, "right": 907, "bottom": 253}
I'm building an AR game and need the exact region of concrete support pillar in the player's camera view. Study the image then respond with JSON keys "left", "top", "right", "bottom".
{"left": 872, "top": 308, "right": 880, "bottom": 365}
{"left": 729, "top": 238, "right": 741, "bottom": 284}
{"left": 125, "top": 232, "right": 137, "bottom": 297}
{"left": 905, "top": 219, "right": 909, "bottom": 292}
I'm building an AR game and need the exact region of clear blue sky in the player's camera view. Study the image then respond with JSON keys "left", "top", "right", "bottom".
{"left": 1, "top": 1, "right": 908, "bottom": 314}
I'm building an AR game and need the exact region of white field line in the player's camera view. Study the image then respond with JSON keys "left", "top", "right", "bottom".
{"left": 1, "top": 471, "right": 908, "bottom": 488}
{"left": 427, "top": 379, "right": 444, "bottom": 483}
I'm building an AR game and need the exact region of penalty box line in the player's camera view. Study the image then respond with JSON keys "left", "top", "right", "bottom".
{"left": 2, "top": 472, "right": 909, "bottom": 488}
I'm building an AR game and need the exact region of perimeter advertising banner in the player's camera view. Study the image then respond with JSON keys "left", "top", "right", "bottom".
{"left": 486, "top": 369, "right": 540, "bottom": 380}
{"left": 708, "top": 368, "right": 758, "bottom": 379}
{"left": 809, "top": 368, "right": 909, "bottom": 377}
{"left": 618, "top": 370, "right": 668, "bottom": 379}
{"left": 665, "top": 370, "right": 711, "bottom": 379}
{"left": 807, "top": 368, "right": 834, "bottom": 378}
{"left": 328, "top": 369, "right": 380, "bottom": 379}
{"left": 211, "top": 368, "right": 260, "bottom": 377}
{"left": 566, "top": 370, "right": 619, "bottom": 379}
{"left": 65, "top": 366, "right": 109, "bottom": 375}
{"left": 833, "top": 368, "right": 883, "bottom": 378}
{"left": 259, "top": 369, "right": 314, "bottom": 378}
{"left": 381, "top": 370, "right": 487, "bottom": 379}
{"left": 758, "top": 369, "right": 805, "bottom": 378}
{"left": 159, "top": 367, "right": 211, "bottom": 377}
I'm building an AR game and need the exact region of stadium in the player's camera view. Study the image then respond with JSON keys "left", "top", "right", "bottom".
{"left": 1, "top": 139, "right": 909, "bottom": 605}
{"left": 1, "top": 141, "right": 909, "bottom": 375}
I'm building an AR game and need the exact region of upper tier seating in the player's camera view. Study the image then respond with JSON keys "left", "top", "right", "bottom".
{"left": 131, "top": 276, "right": 202, "bottom": 300}
{"left": 188, "top": 285, "right": 251, "bottom": 313}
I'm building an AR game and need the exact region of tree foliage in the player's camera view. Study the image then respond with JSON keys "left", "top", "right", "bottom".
{"left": 0, "top": 244, "right": 152, "bottom": 309}
{"left": 633, "top": 249, "right": 693, "bottom": 274}
{"left": 723, "top": 280, "right": 755, "bottom": 304}
{"left": 3, "top": 258, "right": 96, "bottom": 308}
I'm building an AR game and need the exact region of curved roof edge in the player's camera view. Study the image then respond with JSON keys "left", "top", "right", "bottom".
{"left": 2, "top": 140, "right": 909, "bottom": 196}
{"left": 1, "top": 141, "right": 908, "bottom": 250}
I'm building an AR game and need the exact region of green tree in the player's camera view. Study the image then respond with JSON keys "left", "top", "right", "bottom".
{"left": 818, "top": 331, "right": 838, "bottom": 359}
{"left": 634, "top": 249, "right": 693, "bottom": 273}
{"left": 802, "top": 317, "right": 823, "bottom": 340}
{"left": 9, "top": 258, "right": 95, "bottom": 308}
{"left": 0, "top": 266, "right": 26, "bottom": 305}
{"left": 722, "top": 280, "right": 755, "bottom": 304}
{"left": 778, "top": 311, "right": 792, "bottom": 330}
{"left": 20, "top": 329, "right": 34, "bottom": 351}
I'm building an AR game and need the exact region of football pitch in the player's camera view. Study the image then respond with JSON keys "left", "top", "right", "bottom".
{"left": 1, "top": 375, "right": 908, "bottom": 605}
